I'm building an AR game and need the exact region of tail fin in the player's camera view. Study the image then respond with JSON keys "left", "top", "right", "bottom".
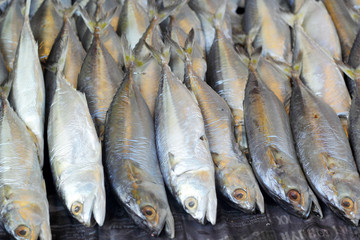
{"left": 24, "top": 0, "right": 31, "bottom": 21}
{"left": 144, "top": 42, "right": 168, "bottom": 66}
{"left": 212, "top": 0, "right": 227, "bottom": 29}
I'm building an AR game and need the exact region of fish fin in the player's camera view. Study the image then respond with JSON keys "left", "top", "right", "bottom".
{"left": 212, "top": 0, "right": 227, "bottom": 29}
{"left": 184, "top": 29, "right": 195, "bottom": 56}
{"left": 246, "top": 23, "right": 261, "bottom": 56}
{"left": 267, "top": 146, "right": 282, "bottom": 167}
{"left": 264, "top": 54, "right": 292, "bottom": 77}
{"left": 165, "top": 33, "right": 188, "bottom": 63}
{"left": 279, "top": 10, "right": 297, "bottom": 27}
{"left": 335, "top": 60, "right": 358, "bottom": 81}
{"left": 247, "top": 47, "right": 260, "bottom": 67}
{"left": 120, "top": 34, "right": 134, "bottom": 67}
{"left": 144, "top": 41, "right": 167, "bottom": 65}
{"left": 24, "top": 0, "right": 31, "bottom": 21}
{"left": 310, "top": 190, "right": 323, "bottom": 218}
{"left": 157, "top": 0, "right": 185, "bottom": 22}
{"left": 164, "top": 211, "right": 175, "bottom": 238}
{"left": 78, "top": 6, "right": 96, "bottom": 33}
{"left": 63, "top": 0, "right": 83, "bottom": 19}
{"left": 97, "top": 5, "right": 119, "bottom": 32}
{"left": 233, "top": 33, "right": 247, "bottom": 45}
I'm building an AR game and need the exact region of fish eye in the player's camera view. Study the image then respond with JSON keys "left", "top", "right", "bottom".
{"left": 71, "top": 202, "right": 83, "bottom": 216}
{"left": 233, "top": 189, "right": 247, "bottom": 201}
{"left": 341, "top": 197, "right": 354, "bottom": 211}
{"left": 141, "top": 206, "right": 157, "bottom": 221}
{"left": 15, "top": 225, "right": 30, "bottom": 238}
{"left": 287, "top": 189, "right": 301, "bottom": 204}
{"left": 184, "top": 197, "right": 198, "bottom": 210}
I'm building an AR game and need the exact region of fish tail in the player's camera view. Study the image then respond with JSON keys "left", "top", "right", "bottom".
{"left": 24, "top": 0, "right": 31, "bottom": 21}
{"left": 212, "top": 0, "right": 227, "bottom": 29}
{"left": 145, "top": 41, "right": 168, "bottom": 66}
{"left": 63, "top": 0, "right": 83, "bottom": 20}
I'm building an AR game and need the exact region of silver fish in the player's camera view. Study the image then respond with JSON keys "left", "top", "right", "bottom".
{"left": 9, "top": 0, "right": 45, "bottom": 167}
{"left": 168, "top": 32, "right": 264, "bottom": 213}
{"left": 147, "top": 44, "right": 217, "bottom": 225}
{"left": 243, "top": 0, "right": 292, "bottom": 64}
{"left": 79, "top": 3, "right": 123, "bottom": 64}
{"left": 290, "top": 73, "right": 360, "bottom": 225}
{"left": 45, "top": 3, "right": 86, "bottom": 118}
{"left": 293, "top": 24, "right": 351, "bottom": 130}
{"left": 30, "top": 0, "right": 64, "bottom": 63}
{"left": 322, "top": 0, "right": 358, "bottom": 61}
{"left": 77, "top": 29, "right": 123, "bottom": 139}
{"left": 207, "top": 11, "right": 249, "bottom": 153}
{"left": 289, "top": 0, "right": 341, "bottom": 60}
{"left": 48, "top": 71, "right": 105, "bottom": 227}
{"left": 104, "top": 60, "right": 174, "bottom": 238}
{"left": 244, "top": 67, "right": 322, "bottom": 218}
{"left": 117, "top": 0, "right": 149, "bottom": 49}
{"left": 0, "top": 93, "right": 51, "bottom": 240}
{"left": 0, "top": 0, "right": 24, "bottom": 70}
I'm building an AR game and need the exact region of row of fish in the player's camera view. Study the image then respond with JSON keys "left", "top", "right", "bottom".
{"left": 1, "top": 0, "right": 360, "bottom": 239}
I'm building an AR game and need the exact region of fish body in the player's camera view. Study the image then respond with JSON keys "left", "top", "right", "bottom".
{"left": 207, "top": 25, "right": 248, "bottom": 153}
{"left": 290, "top": 75, "right": 360, "bottom": 225}
{"left": 9, "top": 3, "right": 45, "bottom": 167}
{"left": 244, "top": 68, "right": 322, "bottom": 218}
{"left": 243, "top": 0, "right": 292, "bottom": 64}
{"left": 0, "top": 52, "right": 7, "bottom": 86}
{"left": 105, "top": 65, "right": 174, "bottom": 237}
{"left": 77, "top": 33, "right": 123, "bottom": 138}
{"left": 48, "top": 74, "right": 105, "bottom": 227}
{"left": 0, "top": 0, "right": 24, "bottom": 70}
{"left": 45, "top": 14, "right": 86, "bottom": 118}
{"left": 30, "top": 0, "right": 63, "bottom": 63}
{"left": 0, "top": 95, "right": 51, "bottom": 240}
{"left": 153, "top": 51, "right": 217, "bottom": 224}
{"left": 117, "top": 0, "right": 149, "bottom": 49}
{"left": 323, "top": 0, "right": 358, "bottom": 61}
{"left": 293, "top": 24, "right": 351, "bottom": 121}
{"left": 256, "top": 55, "right": 291, "bottom": 109}
{"left": 176, "top": 39, "right": 264, "bottom": 213}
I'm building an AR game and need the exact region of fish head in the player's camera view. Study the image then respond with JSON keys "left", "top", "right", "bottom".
{"left": 61, "top": 168, "right": 106, "bottom": 227}
{"left": 2, "top": 190, "right": 49, "bottom": 240}
{"left": 264, "top": 147, "right": 313, "bottom": 218}
{"left": 125, "top": 181, "right": 174, "bottom": 238}
{"left": 328, "top": 178, "right": 360, "bottom": 226}
{"left": 176, "top": 170, "right": 217, "bottom": 225}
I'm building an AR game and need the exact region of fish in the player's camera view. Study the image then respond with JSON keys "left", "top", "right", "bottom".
{"left": 78, "top": 2, "right": 123, "bottom": 64}
{"left": 0, "top": 0, "right": 24, "bottom": 70}
{"left": 290, "top": 71, "right": 360, "bottom": 225}
{"left": 284, "top": 0, "right": 341, "bottom": 60}
{"left": 146, "top": 43, "right": 217, "bottom": 225}
{"left": 243, "top": 0, "right": 292, "bottom": 64}
{"left": 293, "top": 24, "right": 351, "bottom": 132}
{"left": 188, "top": 0, "right": 232, "bottom": 55}
{"left": 30, "top": 0, "right": 63, "bottom": 63}
{"left": 47, "top": 51, "right": 105, "bottom": 227}
{"left": 167, "top": 16, "right": 207, "bottom": 82}
{"left": 322, "top": 0, "right": 358, "bottom": 61}
{"left": 168, "top": 31, "right": 264, "bottom": 213}
{"left": 45, "top": 2, "right": 86, "bottom": 119}
{"left": 104, "top": 52, "right": 174, "bottom": 238}
{"left": 207, "top": 6, "right": 249, "bottom": 153}
{"left": 9, "top": 0, "right": 45, "bottom": 167}
{"left": 130, "top": 0, "right": 184, "bottom": 117}
{"left": 244, "top": 66, "right": 322, "bottom": 218}
{"left": 117, "top": 0, "right": 149, "bottom": 49}
{"left": 0, "top": 92, "right": 51, "bottom": 240}
{"left": 77, "top": 22, "right": 123, "bottom": 139}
